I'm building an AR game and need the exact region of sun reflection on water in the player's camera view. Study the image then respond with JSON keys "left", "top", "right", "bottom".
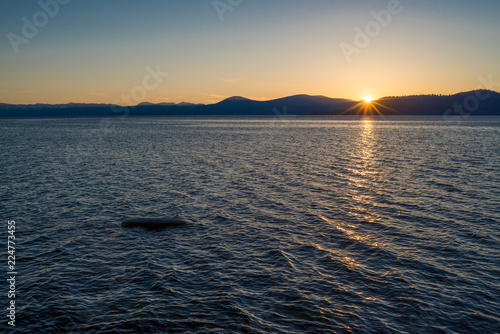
{"left": 331, "top": 119, "right": 385, "bottom": 247}
{"left": 360, "top": 120, "right": 374, "bottom": 162}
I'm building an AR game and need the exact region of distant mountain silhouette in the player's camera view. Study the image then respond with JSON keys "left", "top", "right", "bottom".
{"left": 325, "top": 90, "right": 500, "bottom": 116}
{"left": 1, "top": 91, "right": 499, "bottom": 118}
{"left": 137, "top": 102, "right": 173, "bottom": 107}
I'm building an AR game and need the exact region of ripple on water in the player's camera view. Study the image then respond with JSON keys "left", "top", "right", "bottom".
{"left": 2, "top": 118, "right": 499, "bottom": 333}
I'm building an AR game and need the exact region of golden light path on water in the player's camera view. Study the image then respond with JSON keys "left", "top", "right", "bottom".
{"left": 320, "top": 119, "right": 384, "bottom": 278}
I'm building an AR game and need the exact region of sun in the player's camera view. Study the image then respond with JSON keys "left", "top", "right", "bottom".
{"left": 340, "top": 95, "right": 397, "bottom": 117}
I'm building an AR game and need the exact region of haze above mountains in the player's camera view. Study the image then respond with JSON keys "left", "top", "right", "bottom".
{"left": 1, "top": 90, "right": 499, "bottom": 118}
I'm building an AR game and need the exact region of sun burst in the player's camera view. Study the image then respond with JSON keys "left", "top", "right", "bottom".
{"left": 339, "top": 96, "right": 398, "bottom": 118}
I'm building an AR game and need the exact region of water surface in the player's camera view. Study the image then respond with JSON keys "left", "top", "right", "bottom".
{"left": 1, "top": 117, "right": 499, "bottom": 333}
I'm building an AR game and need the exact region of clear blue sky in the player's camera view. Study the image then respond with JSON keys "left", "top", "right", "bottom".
{"left": 1, "top": 0, "right": 499, "bottom": 104}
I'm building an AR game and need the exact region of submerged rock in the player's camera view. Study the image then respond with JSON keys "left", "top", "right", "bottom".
{"left": 121, "top": 217, "right": 188, "bottom": 229}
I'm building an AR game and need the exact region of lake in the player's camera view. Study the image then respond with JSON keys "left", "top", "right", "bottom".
{"left": 1, "top": 116, "right": 499, "bottom": 333}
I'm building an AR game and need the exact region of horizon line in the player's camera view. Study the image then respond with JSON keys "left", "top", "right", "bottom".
{"left": 1, "top": 89, "right": 498, "bottom": 107}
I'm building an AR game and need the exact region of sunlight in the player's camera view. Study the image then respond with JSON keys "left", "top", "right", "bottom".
{"left": 339, "top": 97, "right": 399, "bottom": 118}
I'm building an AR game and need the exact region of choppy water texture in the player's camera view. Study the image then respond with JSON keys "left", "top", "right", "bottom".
{"left": 1, "top": 117, "right": 499, "bottom": 333}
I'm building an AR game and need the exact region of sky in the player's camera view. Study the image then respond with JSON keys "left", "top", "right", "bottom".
{"left": 0, "top": 0, "right": 499, "bottom": 105}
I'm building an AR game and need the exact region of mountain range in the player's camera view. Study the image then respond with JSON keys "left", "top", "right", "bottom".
{"left": 1, "top": 90, "right": 499, "bottom": 118}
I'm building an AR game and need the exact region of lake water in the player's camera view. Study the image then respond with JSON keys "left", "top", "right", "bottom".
{"left": 1, "top": 117, "right": 499, "bottom": 333}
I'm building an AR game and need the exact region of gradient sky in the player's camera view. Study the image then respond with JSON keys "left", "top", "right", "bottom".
{"left": 1, "top": 0, "right": 499, "bottom": 105}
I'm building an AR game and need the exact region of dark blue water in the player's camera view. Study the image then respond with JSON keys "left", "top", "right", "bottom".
{"left": 1, "top": 117, "right": 499, "bottom": 333}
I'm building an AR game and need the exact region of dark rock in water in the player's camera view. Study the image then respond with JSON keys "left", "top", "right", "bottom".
{"left": 121, "top": 218, "right": 188, "bottom": 229}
